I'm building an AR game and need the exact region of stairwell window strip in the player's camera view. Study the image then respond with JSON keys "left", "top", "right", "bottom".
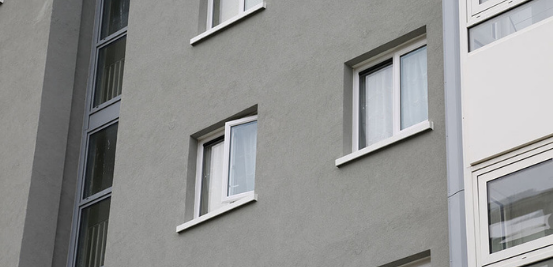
{"left": 68, "top": 0, "right": 128, "bottom": 266}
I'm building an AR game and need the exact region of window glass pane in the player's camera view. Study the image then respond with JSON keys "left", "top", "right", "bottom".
{"left": 488, "top": 159, "right": 553, "bottom": 253}
{"left": 359, "top": 64, "right": 393, "bottom": 148}
{"left": 75, "top": 198, "right": 111, "bottom": 267}
{"left": 100, "top": 0, "right": 130, "bottom": 39}
{"left": 469, "top": 0, "right": 553, "bottom": 51}
{"left": 200, "top": 138, "right": 225, "bottom": 216}
{"left": 525, "top": 258, "right": 553, "bottom": 267}
{"left": 94, "top": 37, "right": 126, "bottom": 107}
{"left": 245, "top": 0, "right": 262, "bottom": 10}
{"left": 212, "top": 0, "right": 240, "bottom": 27}
{"left": 400, "top": 46, "right": 428, "bottom": 130}
{"left": 228, "top": 121, "right": 257, "bottom": 196}
{"left": 84, "top": 123, "right": 118, "bottom": 198}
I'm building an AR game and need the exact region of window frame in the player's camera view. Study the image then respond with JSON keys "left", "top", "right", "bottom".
{"left": 335, "top": 36, "right": 432, "bottom": 166}
{"left": 191, "top": 115, "right": 258, "bottom": 221}
{"left": 67, "top": 0, "right": 128, "bottom": 266}
{"left": 471, "top": 140, "right": 553, "bottom": 267}
{"left": 190, "top": 0, "right": 265, "bottom": 45}
{"left": 467, "top": 0, "right": 530, "bottom": 26}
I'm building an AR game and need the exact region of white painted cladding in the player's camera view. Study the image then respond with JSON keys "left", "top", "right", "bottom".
{"left": 463, "top": 18, "right": 553, "bottom": 164}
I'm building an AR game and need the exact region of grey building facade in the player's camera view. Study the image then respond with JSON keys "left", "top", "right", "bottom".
{"left": 1, "top": 0, "right": 452, "bottom": 266}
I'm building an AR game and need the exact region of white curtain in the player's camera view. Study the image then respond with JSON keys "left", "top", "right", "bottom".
{"left": 216, "top": 0, "right": 239, "bottom": 25}
{"left": 360, "top": 65, "right": 393, "bottom": 148}
{"left": 400, "top": 47, "right": 428, "bottom": 129}
{"left": 228, "top": 121, "right": 257, "bottom": 196}
{"left": 245, "top": 0, "right": 263, "bottom": 10}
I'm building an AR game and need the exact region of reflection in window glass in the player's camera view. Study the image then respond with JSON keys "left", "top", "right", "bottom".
{"left": 84, "top": 123, "right": 118, "bottom": 198}
{"left": 199, "top": 138, "right": 225, "bottom": 216}
{"left": 75, "top": 198, "right": 111, "bottom": 267}
{"left": 228, "top": 121, "right": 257, "bottom": 196}
{"left": 101, "top": 0, "right": 130, "bottom": 39}
{"left": 400, "top": 46, "right": 428, "bottom": 130}
{"left": 469, "top": 0, "right": 553, "bottom": 51}
{"left": 487, "top": 159, "right": 553, "bottom": 253}
{"left": 359, "top": 63, "right": 393, "bottom": 149}
{"left": 94, "top": 37, "right": 126, "bottom": 107}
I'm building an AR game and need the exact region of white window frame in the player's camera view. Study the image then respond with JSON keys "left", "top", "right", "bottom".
{"left": 467, "top": 0, "right": 530, "bottom": 26}
{"left": 336, "top": 36, "right": 432, "bottom": 166}
{"left": 178, "top": 115, "right": 258, "bottom": 232}
{"left": 221, "top": 115, "right": 257, "bottom": 203}
{"left": 190, "top": 0, "right": 266, "bottom": 45}
{"left": 470, "top": 140, "right": 553, "bottom": 267}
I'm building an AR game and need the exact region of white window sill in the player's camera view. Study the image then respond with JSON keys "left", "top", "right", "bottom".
{"left": 190, "top": 3, "right": 266, "bottom": 45}
{"left": 176, "top": 194, "right": 257, "bottom": 233}
{"left": 335, "top": 120, "right": 433, "bottom": 167}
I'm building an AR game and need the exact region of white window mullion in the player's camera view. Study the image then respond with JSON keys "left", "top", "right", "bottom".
{"left": 207, "top": 0, "right": 214, "bottom": 29}
{"left": 352, "top": 70, "right": 360, "bottom": 151}
{"left": 392, "top": 53, "right": 401, "bottom": 135}
{"left": 239, "top": 0, "right": 245, "bottom": 13}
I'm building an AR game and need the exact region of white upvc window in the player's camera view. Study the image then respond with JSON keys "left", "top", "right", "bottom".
{"left": 471, "top": 141, "right": 553, "bottom": 267}
{"left": 191, "top": 0, "right": 265, "bottom": 44}
{"left": 206, "top": 0, "right": 262, "bottom": 29}
{"left": 193, "top": 115, "right": 258, "bottom": 219}
{"left": 468, "top": 0, "right": 532, "bottom": 25}
{"left": 468, "top": 0, "right": 553, "bottom": 51}
{"left": 336, "top": 36, "right": 432, "bottom": 166}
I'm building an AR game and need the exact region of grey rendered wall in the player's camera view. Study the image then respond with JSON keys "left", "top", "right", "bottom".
{"left": 50, "top": 1, "right": 95, "bottom": 266}
{"left": 106, "top": 0, "right": 448, "bottom": 266}
{"left": 0, "top": 0, "right": 83, "bottom": 266}
{"left": 0, "top": 1, "right": 54, "bottom": 265}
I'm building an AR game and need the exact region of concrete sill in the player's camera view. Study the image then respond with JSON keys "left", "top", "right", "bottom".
{"left": 335, "top": 120, "right": 434, "bottom": 167}
{"left": 176, "top": 194, "right": 257, "bottom": 233}
{"left": 190, "top": 3, "right": 265, "bottom": 45}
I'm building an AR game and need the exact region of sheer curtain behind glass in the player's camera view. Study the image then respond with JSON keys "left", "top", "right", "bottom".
{"left": 200, "top": 139, "right": 225, "bottom": 216}
{"left": 228, "top": 121, "right": 257, "bottom": 196}
{"left": 359, "top": 64, "right": 393, "bottom": 148}
{"left": 400, "top": 46, "right": 428, "bottom": 129}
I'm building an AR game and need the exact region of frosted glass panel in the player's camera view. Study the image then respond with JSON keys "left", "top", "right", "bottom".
{"left": 75, "top": 199, "right": 111, "bottom": 267}
{"left": 245, "top": 0, "right": 263, "bottom": 10}
{"left": 400, "top": 46, "right": 428, "bottom": 129}
{"left": 213, "top": 0, "right": 239, "bottom": 26}
{"left": 470, "top": 0, "right": 553, "bottom": 51}
{"left": 488, "top": 159, "right": 553, "bottom": 253}
{"left": 228, "top": 121, "right": 257, "bottom": 196}
{"left": 94, "top": 37, "right": 126, "bottom": 107}
{"left": 199, "top": 138, "right": 225, "bottom": 216}
{"left": 359, "top": 63, "right": 393, "bottom": 148}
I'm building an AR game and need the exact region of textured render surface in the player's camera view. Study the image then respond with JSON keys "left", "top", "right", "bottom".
{"left": 50, "top": 1, "right": 95, "bottom": 266}
{"left": 18, "top": 0, "right": 83, "bottom": 266}
{"left": 0, "top": 0, "right": 53, "bottom": 266}
{"left": 0, "top": 0, "right": 84, "bottom": 266}
{"left": 107, "top": 0, "right": 448, "bottom": 266}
